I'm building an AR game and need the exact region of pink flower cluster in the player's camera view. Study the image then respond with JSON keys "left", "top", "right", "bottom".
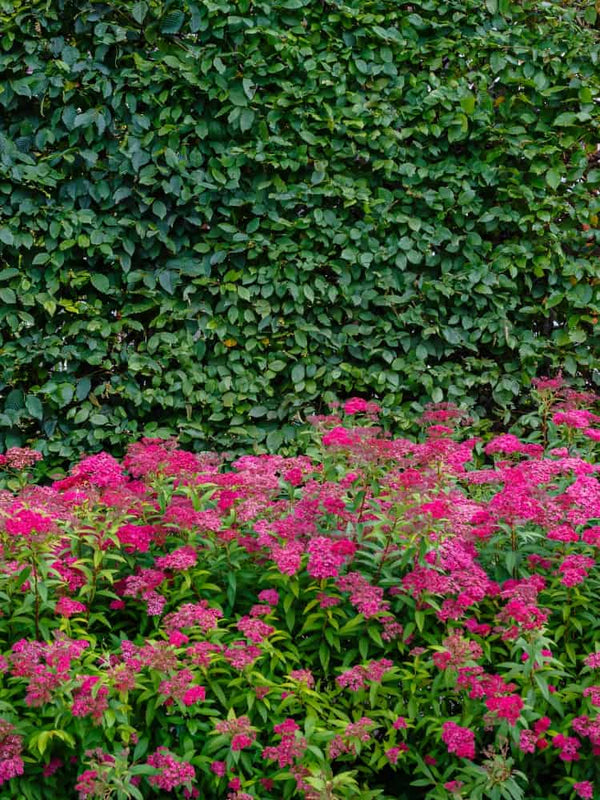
{"left": 162, "top": 600, "right": 223, "bottom": 633}
{"left": 159, "top": 669, "right": 205, "bottom": 706}
{"left": 0, "top": 447, "right": 42, "bottom": 470}
{"left": 0, "top": 718, "right": 24, "bottom": 786}
{"left": 343, "top": 398, "right": 381, "bottom": 416}
{"left": 215, "top": 716, "right": 256, "bottom": 751}
{"left": 262, "top": 718, "right": 307, "bottom": 767}
{"left": 441, "top": 721, "right": 475, "bottom": 759}
{"left": 10, "top": 635, "right": 89, "bottom": 707}
{"left": 574, "top": 782, "right": 594, "bottom": 800}
{"left": 71, "top": 676, "right": 109, "bottom": 723}
{"left": 236, "top": 616, "right": 275, "bottom": 643}
{"left": 146, "top": 748, "right": 195, "bottom": 790}
{"left": 116, "top": 523, "right": 160, "bottom": 553}
{"left": 336, "top": 659, "right": 394, "bottom": 691}
{"left": 55, "top": 597, "right": 87, "bottom": 618}
{"left": 306, "top": 536, "right": 356, "bottom": 579}
{"left": 558, "top": 554, "right": 595, "bottom": 587}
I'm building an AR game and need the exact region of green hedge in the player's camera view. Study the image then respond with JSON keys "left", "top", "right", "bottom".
{"left": 1, "top": 0, "right": 600, "bottom": 461}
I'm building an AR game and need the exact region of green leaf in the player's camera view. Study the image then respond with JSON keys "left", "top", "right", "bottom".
{"left": 76, "top": 377, "right": 92, "bottom": 401}
{"left": 291, "top": 363, "right": 305, "bottom": 384}
{"left": 56, "top": 384, "right": 74, "bottom": 406}
{"left": 266, "top": 430, "right": 284, "bottom": 451}
{"left": 25, "top": 395, "right": 43, "bottom": 420}
{"left": 460, "top": 93, "right": 476, "bottom": 114}
{"left": 229, "top": 86, "right": 248, "bottom": 107}
{"left": 249, "top": 405, "right": 268, "bottom": 418}
{"left": 160, "top": 9, "right": 185, "bottom": 34}
{"left": 0, "top": 288, "right": 16, "bottom": 304}
{"left": 158, "top": 270, "right": 176, "bottom": 294}
{"left": 554, "top": 112, "right": 577, "bottom": 126}
{"left": 546, "top": 169, "right": 561, "bottom": 189}
{"left": 91, "top": 274, "right": 110, "bottom": 293}
{"left": 5, "top": 389, "right": 24, "bottom": 410}
{"left": 131, "top": 1, "right": 148, "bottom": 23}
{"left": 240, "top": 108, "right": 255, "bottom": 132}
{"left": 152, "top": 200, "right": 167, "bottom": 219}
{"left": 0, "top": 228, "right": 14, "bottom": 246}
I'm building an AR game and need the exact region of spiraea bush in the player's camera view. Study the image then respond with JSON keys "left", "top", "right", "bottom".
{"left": 1, "top": 0, "right": 600, "bottom": 461}
{"left": 0, "top": 383, "right": 600, "bottom": 798}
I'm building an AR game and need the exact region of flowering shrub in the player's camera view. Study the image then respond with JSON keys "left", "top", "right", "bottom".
{"left": 2, "top": 387, "right": 600, "bottom": 799}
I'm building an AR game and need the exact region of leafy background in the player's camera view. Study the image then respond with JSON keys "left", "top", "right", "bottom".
{"left": 1, "top": 0, "right": 600, "bottom": 463}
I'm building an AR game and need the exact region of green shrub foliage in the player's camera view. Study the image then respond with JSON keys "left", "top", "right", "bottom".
{"left": 1, "top": 0, "right": 600, "bottom": 460}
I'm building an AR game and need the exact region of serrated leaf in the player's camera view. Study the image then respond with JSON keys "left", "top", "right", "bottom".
{"left": 161, "top": 9, "right": 185, "bottom": 34}
{"left": 131, "top": 1, "right": 148, "bottom": 24}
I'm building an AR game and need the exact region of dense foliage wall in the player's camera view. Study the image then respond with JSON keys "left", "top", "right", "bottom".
{"left": 1, "top": 0, "right": 600, "bottom": 460}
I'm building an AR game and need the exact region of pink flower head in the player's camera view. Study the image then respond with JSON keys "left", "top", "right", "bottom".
{"left": 146, "top": 748, "right": 195, "bottom": 790}
{"left": 553, "top": 409, "right": 599, "bottom": 429}
{"left": 258, "top": 589, "right": 279, "bottom": 606}
{"left": 306, "top": 536, "right": 354, "bottom": 579}
{"left": 552, "top": 733, "right": 581, "bottom": 761}
{"left": 284, "top": 467, "right": 303, "bottom": 486}
{"left": 289, "top": 669, "right": 315, "bottom": 688}
{"left": 574, "top": 781, "right": 594, "bottom": 800}
{"left": 585, "top": 652, "right": 600, "bottom": 669}
{"left": 75, "top": 769, "right": 101, "bottom": 798}
{"left": 485, "top": 694, "right": 524, "bottom": 726}
{"left": 322, "top": 427, "right": 355, "bottom": 448}
{"left": 116, "top": 523, "right": 158, "bottom": 553}
{"left": 168, "top": 631, "right": 189, "bottom": 647}
{"left": 55, "top": 598, "right": 87, "bottom": 619}
{"left": 0, "top": 719, "right": 24, "bottom": 786}
{"left": 236, "top": 616, "right": 274, "bottom": 643}
{"left": 385, "top": 745, "right": 407, "bottom": 764}
{"left": 274, "top": 719, "right": 300, "bottom": 735}
{"left": 155, "top": 546, "right": 197, "bottom": 571}
{"left": 441, "top": 721, "right": 475, "bottom": 759}
{"left": 343, "top": 398, "right": 380, "bottom": 415}
{"left": 5, "top": 509, "right": 53, "bottom": 541}
{"left": 71, "top": 676, "right": 109, "bottom": 722}
{"left": 182, "top": 686, "right": 206, "bottom": 706}
{"left": 337, "top": 659, "right": 393, "bottom": 691}
{"left": 444, "top": 781, "right": 464, "bottom": 794}
{"left": 70, "top": 451, "right": 126, "bottom": 488}
{"left": 231, "top": 734, "right": 254, "bottom": 751}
